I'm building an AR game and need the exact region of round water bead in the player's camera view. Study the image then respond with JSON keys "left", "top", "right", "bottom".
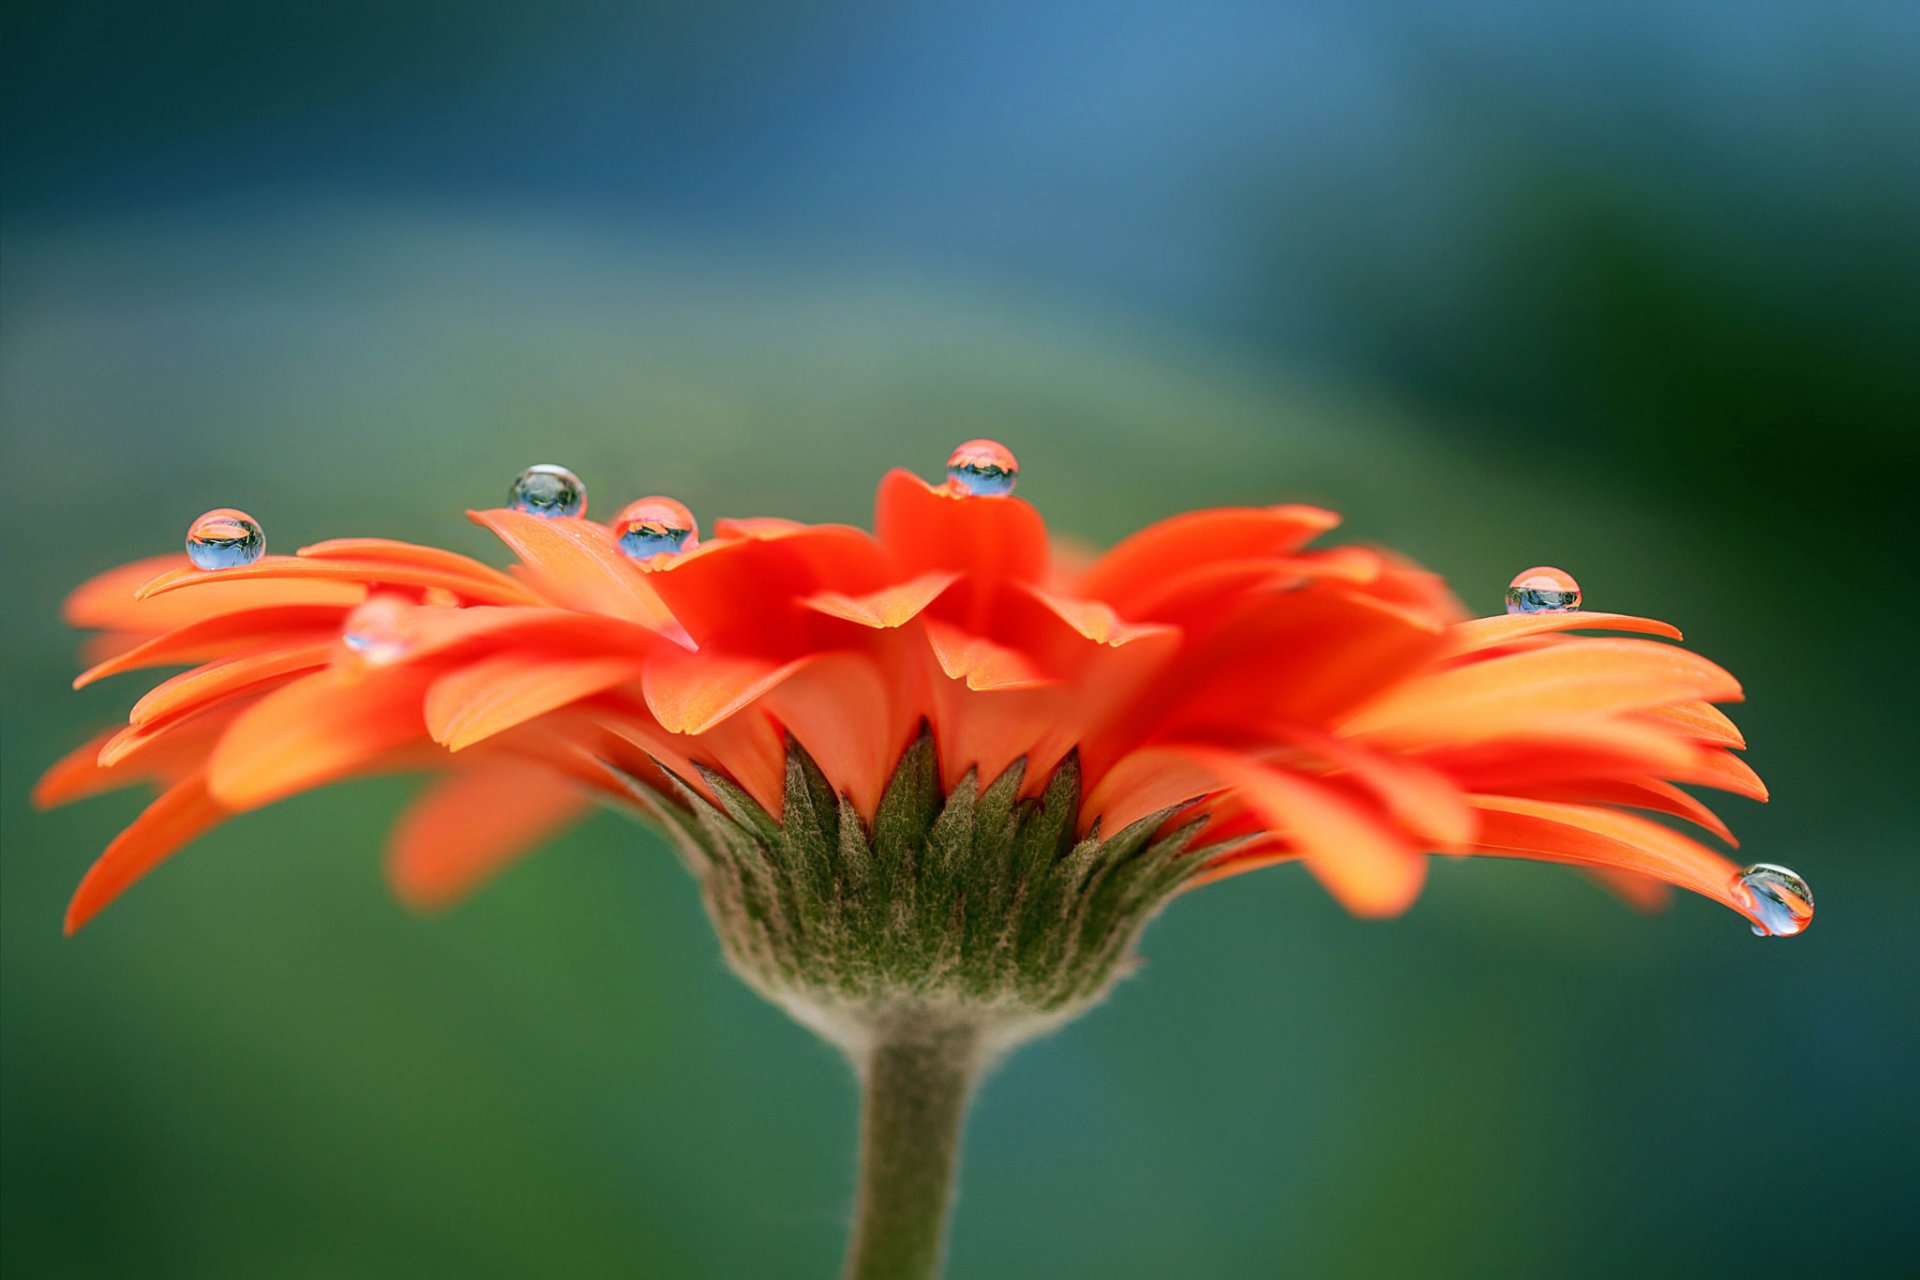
{"left": 1506, "top": 566, "right": 1581, "bottom": 615}
{"left": 945, "top": 439, "right": 1019, "bottom": 497}
{"left": 613, "top": 497, "right": 699, "bottom": 561}
{"left": 509, "top": 464, "right": 587, "bottom": 518}
{"left": 1734, "top": 864, "right": 1814, "bottom": 938}
{"left": 341, "top": 595, "right": 414, "bottom": 667}
{"left": 185, "top": 508, "right": 265, "bottom": 570}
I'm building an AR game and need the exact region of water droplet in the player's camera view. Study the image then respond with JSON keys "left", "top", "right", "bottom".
{"left": 185, "top": 508, "right": 264, "bottom": 570}
{"left": 1734, "top": 863, "right": 1814, "bottom": 937}
{"left": 1506, "top": 565, "right": 1581, "bottom": 614}
{"left": 613, "top": 497, "right": 698, "bottom": 560}
{"left": 945, "top": 439, "right": 1019, "bottom": 497}
{"left": 341, "top": 595, "right": 413, "bottom": 666}
{"left": 509, "top": 464, "right": 586, "bottom": 518}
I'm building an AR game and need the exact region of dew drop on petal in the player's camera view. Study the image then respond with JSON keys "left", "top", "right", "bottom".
{"left": 945, "top": 438, "right": 1019, "bottom": 497}
{"left": 185, "top": 508, "right": 265, "bottom": 570}
{"left": 1734, "top": 863, "right": 1814, "bottom": 937}
{"left": 509, "top": 464, "right": 587, "bottom": 518}
{"left": 613, "top": 497, "right": 699, "bottom": 560}
{"left": 1506, "top": 565, "right": 1581, "bottom": 615}
{"left": 341, "top": 594, "right": 414, "bottom": 667}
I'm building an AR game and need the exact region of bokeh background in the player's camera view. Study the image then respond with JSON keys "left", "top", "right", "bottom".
{"left": 3, "top": 2, "right": 1916, "bottom": 1276}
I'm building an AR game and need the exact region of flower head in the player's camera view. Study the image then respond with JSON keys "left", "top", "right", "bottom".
{"left": 41, "top": 445, "right": 1806, "bottom": 1000}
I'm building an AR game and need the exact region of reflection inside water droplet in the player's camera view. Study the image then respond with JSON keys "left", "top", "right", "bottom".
{"left": 185, "top": 509, "right": 265, "bottom": 570}
{"left": 613, "top": 497, "right": 698, "bottom": 560}
{"left": 341, "top": 595, "right": 413, "bottom": 666}
{"left": 1506, "top": 565, "right": 1581, "bottom": 614}
{"left": 945, "top": 439, "right": 1019, "bottom": 496}
{"left": 510, "top": 464, "right": 587, "bottom": 518}
{"left": 1735, "top": 863, "right": 1814, "bottom": 937}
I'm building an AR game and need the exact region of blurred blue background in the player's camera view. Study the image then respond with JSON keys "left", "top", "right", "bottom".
{"left": 3, "top": 2, "right": 1916, "bottom": 1276}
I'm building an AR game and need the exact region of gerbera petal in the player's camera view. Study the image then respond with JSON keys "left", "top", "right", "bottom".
{"left": 34, "top": 731, "right": 126, "bottom": 809}
{"left": 467, "top": 509, "right": 672, "bottom": 623}
{"left": 922, "top": 619, "right": 1053, "bottom": 691}
{"left": 1072, "top": 505, "right": 1339, "bottom": 612}
{"left": 1513, "top": 778, "right": 1738, "bottom": 845}
{"left": 70, "top": 555, "right": 365, "bottom": 632}
{"left": 1264, "top": 727, "right": 1476, "bottom": 849}
{"left": 425, "top": 653, "right": 647, "bottom": 751}
{"left": 1467, "top": 796, "right": 1747, "bottom": 916}
{"left": 645, "top": 525, "right": 889, "bottom": 647}
{"left": 1637, "top": 700, "right": 1747, "bottom": 750}
{"left": 65, "top": 773, "right": 225, "bottom": 934}
{"left": 802, "top": 572, "right": 959, "bottom": 629}
{"left": 298, "top": 537, "right": 531, "bottom": 600}
{"left": 1441, "top": 611, "right": 1684, "bottom": 657}
{"left": 207, "top": 668, "right": 435, "bottom": 810}
{"left": 135, "top": 556, "right": 529, "bottom": 608}
{"left": 642, "top": 650, "right": 816, "bottom": 736}
{"left": 386, "top": 763, "right": 590, "bottom": 910}
{"left": 761, "top": 651, "right": 917, "bottom": 818}
{"left": 876, "top": 469, "right": 1049, "bottom": 585}
{"left": 128, "top": 641, "right": 336, "bottom": 726}
{"left": 74, "top": 605, "right": 351, "bottom": 688}
{"left": 1343, "top": 638, "right": 1742, "bottom": 746}
{"left": 1190, "top": 748, "right": 1426, "bottom": 916}
{"left": 1582, "top": 867, "right": 1675, "bottom": 911}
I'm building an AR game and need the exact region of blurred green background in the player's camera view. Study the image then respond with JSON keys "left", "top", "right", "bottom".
{"left": 3, "top": 2, "right": 1916, "bottom": 1277}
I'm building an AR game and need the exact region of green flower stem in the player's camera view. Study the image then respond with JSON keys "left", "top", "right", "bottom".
{"left": 843, "top": 1019, "right": 983, "bottom": 1280}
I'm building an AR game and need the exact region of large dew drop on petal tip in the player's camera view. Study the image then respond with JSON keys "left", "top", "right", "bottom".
{"left": 1734, "top": 863, "right": 1814, "bottom": 937}
{"left": 341, "top": 594, "right": 414, "bottom": 667}
{"left": 946, "top": 438, "right": 1019, "bottom": 496}
{"left": 1506, "top": 565, "right": 1581, "bottom": 615}
{"left": 509, "top": 464, "right": 587, "bottom": 518}
{"left": 185, "top": 508, "right": 265, "bottom": 569}
{"left": 613, "top": 497, "right": 699, "bottom": 560}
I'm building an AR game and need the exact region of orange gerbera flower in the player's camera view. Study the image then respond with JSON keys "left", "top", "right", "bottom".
{"left": 40, "top": 442, "right": 1813, "bottom": 1278}
{"left": 40, "top": 444, "right": 1806, "bottom": 941}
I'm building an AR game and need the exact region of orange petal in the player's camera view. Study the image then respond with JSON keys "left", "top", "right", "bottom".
{"left": 1672, "top": 746, "right": 1769, "bottom": 801}
{"left": 1416, "top": 717, "right": 1706, "bottom": 792}
{"left": 66, "top": 773, "right": 226, "bottom": 933}
{"left": 425, "top": 653, "right": 647, "bottom": 751}
{"left": 136, "top": 554, "right": 537, "bottom": 608}
{"left": 1343, "top": 638, "right": 1742, "bottom": 746}
{"left": 1083, "top": 744, "right": 1226, "bottom": 834}
{"left": 645, "top": 525, "right": 889, "bottom": 646}
{"left": 1636, "top": 700, "right": 1747, "bottom": 749}
{"left": 71, "top": 555, "right": 366, "bottom": 632}
{"left": 1073, "top": 505, "right": 1339, "bottom": 613}
{"left": 1264, "top": 727, "right": 1476, "bottom": 849}
{"left": 642, "top": 649, "right": 816, "bottom": 736}
{"left": 1582, "top": 867, "right": 1674, "bottom": 911}
{"left": 802, "top": 572, "right": 959, "bottom": 629}
{"left": 1441, "top": 612, "right": 1684, "bottom": 657}
{"left": 207, "top": 668, "right": 435, "bottom": 810}
{"left": 1014, "top": 585, "right": 1179, "bottom": 648}
{"left": 875, "top": 469, "right": 1049, "bottom": 585}
{"left": 1189, "top": 748, "right": 1426, "bottom": 916}
{"left": 467, "top": 509, "right": 671, "bottom": 622}
{"left": 74, "top": 605, "right": 350, "bottom": 688}
{"left": 129, "top": 641, "right": 336, "bottom": 726}
{"left": 1511, "top": 777, "right": 1737, "bottom": 845}
{"left": 386, "top": 763, "right": 589, "bottom": 910}
{"left": 761, "top": 651, "right": 918, "bottom": 818}
{"left": 921, "top": 618, "right": 1053, "bottom": 691}
{"left": 1467, "top": 795, "right": 1747, "bottom": 916}
{"left": 298, "top": 537, "right": 532, "bottom": 599}
{"left": 34, "top": 731, "right": 125, "bottom": 809}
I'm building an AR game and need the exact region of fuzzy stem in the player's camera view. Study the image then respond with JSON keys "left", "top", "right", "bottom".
{"left": 843, "top": 1019, "right": 982, "bottom": 1280}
